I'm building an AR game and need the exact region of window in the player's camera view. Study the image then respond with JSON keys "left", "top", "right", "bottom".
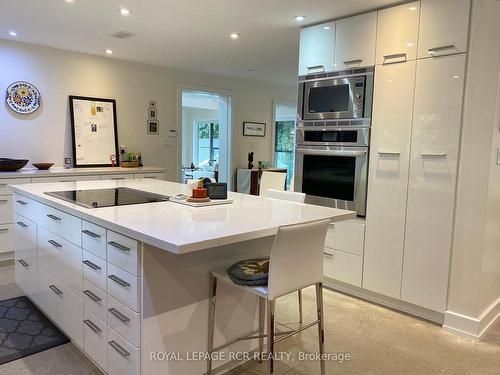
{"left": 274, "top": 120, "right": 295, "bottom": 189}
{"left": 194, "top": 121, "right": 219, "bottom": 166}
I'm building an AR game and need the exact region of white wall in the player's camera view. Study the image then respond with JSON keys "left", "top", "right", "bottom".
{"left": 0, "top": 39, "right": 296, "bottom": 182}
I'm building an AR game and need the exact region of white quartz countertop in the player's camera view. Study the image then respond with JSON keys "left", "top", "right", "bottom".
{"left": 0, "top": 166, "right": 164, "bottom": 179}
{"left": 9, "top": 179, "right": 355, "bottom": 254}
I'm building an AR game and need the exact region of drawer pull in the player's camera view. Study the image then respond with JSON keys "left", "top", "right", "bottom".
{"left": 109, "top": 340, "right": 130, "bottom": 357}
{"left": 16, "top": 221, "right": 28, "bottom": 228}
{"left": 82, "top": 229, "right": 101, "bottom": 238}
{"left": 48, "top": 240, "right": 62, "bottom": 248}
{"left": 108, "top": 307, "right": 130, "bottom": 322}
{"left": 108, "top": 274, "right": 130, "bottom": 287}
{"left": 17, "top": 259, "right": 29, "bottom": 268}
{"left": 49, "top": 284, "right": 63, "bottom": 296}
{"left": 0, "top": 228, "right": 8, "bottom": 233}
{"left": 83, "top": 260, "right": 101, "bottom": 271}
{"left": 428, "top": 44, "right": 456, "bottom": 54}
{"left": 377, "top": 151, "right": 400, "bottom": 155}
{"left": 16, "top": 200, "right": 28, "bottom": 205}
{"left": 83, "top": 319, "right": 102, "bottom": 333}
{"left": 46, "top": 214, "right": 62, "bottom": 221}
{"left": 108, "top": 241, "right": 130, "bottom": 252}
{"left": 83, "top": 290, "right": 102, "bottom": 302}
{"left": 306, "top": 64, "right": 325, "bottom": 73}
{"left": 0, "top": 199, "right": 8, "bottom": 204}
{"left": 383, "top": 53, "right": 407, "bottom": 64}
{"left": 343, "top": 59, "right": 363, "bottom": 65}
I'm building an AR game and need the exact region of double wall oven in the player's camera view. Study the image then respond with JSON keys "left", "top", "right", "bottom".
{"left": 295, "top": 67, "right": 374, "bottom": 216}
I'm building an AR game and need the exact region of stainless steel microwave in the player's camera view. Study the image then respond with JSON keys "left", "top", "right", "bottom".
{"left": 298, "top": 67, "right": 374, "bottom": 121}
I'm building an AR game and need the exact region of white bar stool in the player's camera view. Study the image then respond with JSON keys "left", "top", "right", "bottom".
{"left": 259, "top": 171, "right": 287, "bottom": 195}
{"left": 206, "top": 218, "right": 330, "bottom": 375}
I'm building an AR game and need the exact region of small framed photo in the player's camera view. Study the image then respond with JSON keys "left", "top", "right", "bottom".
{"left": 243, "top": 122, "right": 266, "bottom": 137}
{"left": 148, "top": 108, "right": 158, "bottom": 119}
{"left": 148, "top": 120, "right": 159, "bottom": 135}
{"left": 148, "top": 100, "right": 157, "bottom": 109}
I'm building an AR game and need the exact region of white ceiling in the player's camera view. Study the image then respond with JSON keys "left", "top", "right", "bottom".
{"left": 0, "top": 0, "right": 404, "bottom": 84}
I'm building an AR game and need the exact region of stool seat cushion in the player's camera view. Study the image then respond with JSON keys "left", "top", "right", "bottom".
{"left": 227, "top": 258, "right": 270, "bottom": 286}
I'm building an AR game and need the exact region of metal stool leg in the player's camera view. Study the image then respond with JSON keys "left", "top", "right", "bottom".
{"left": 259, "top": 297, "right": 265, "bottom": 363}
{"left": 316, "top": 283, "right": 325, "bottom": 375}
{"left": 266, "top": 300, "right": 275, "bottom": 375}
{"left": 298, "top": 289, "right": 303, "bottom": 324}
{"left": 207, "top": 274, "right": 218, "bottom": 375}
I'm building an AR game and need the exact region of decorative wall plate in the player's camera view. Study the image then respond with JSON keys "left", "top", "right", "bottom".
{"left": 5, "top": 81, "right": 41, "bottom": 114}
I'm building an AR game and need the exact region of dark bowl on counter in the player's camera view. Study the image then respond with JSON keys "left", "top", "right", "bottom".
{"left": 32, "top": 162, "right": 54, "bottom": 170}
{"left": 0, "top": 158, "right": 29, "bottom": 172}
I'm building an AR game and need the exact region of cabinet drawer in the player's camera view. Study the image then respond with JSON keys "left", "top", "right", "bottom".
{"left": 33, "top": 175, "right": 100, "bottom": 183}
{"left": 325, "top": 220, "right": 365, "bottom": 256}
{"left": 324, "top": 249, "right": 363, "bottom": 287}
{"left": 107, "top": 231, "right": 140, "bottom": 276}
{"left": 38, "top": 227, "right": 83, "bottom": 297}
{"left": 15, "top": 251, "right": 37, "bottom": 300}
{"left": 83, "top": 279, "right": 108, "bottom": 323}
{"left": 38, "top": 267, "right": 83, "bottom": 348}
{"left": 82, "top": 221, "right": 107, "bottom": 259}
{"left": 83, "top": 309, "right": 108, "bottom": 372}
{"left": 0, "top": 224, "right": 13, "bottom": 253}
{"left": 107, "top": 263, "right": 141, "bottom": 313}
{"left": 107, "top": 296, "right": 140, "bottom": 348}
{"left": 14, "top": 214, "right": 36, "bottom": 257}
{"left": 108, "top": 328, "right": 140, "bottom": 375}
{"left": 134, "top": 173, "right": 165, "bottom": 180}
{"left": 13, "top": 194, "right": 40, "bottom": 222}
{"left": 38, "top": 204, "right": 82, "bottom": 246}
{"left": 100, "top": 174, "right": 134, "bottom": 181}
{"left": 0, "top": 178, "right": 30, "bottom": 195}
{"left": 82, "top": 250, "right": 107, "bottom": 291}
{"left": 0, "top": 195, "right": 13, "bottom": 224}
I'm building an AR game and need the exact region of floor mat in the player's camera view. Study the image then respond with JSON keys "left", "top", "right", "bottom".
{"left": 0, "top": 296, "right": 70, "bottom": 365}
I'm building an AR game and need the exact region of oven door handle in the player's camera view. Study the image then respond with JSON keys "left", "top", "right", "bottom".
{"left": 296, "top": 149, "right": 368, "bottom": 157}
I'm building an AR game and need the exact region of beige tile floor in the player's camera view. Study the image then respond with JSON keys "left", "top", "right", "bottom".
{"left": 1, "top": 261, "right": 499, "bottom": 375}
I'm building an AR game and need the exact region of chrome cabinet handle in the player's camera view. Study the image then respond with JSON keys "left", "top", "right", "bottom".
{"left": 0, "top": 199, "right": 8, "bottom": 204}
{"left": 377, "top": 151, "right": 401, "bottom": 155}
{"left": 16, "top": 200, "right": 28, "bottom": 205}
{"left": 108, "top": 241, "right": 130, "bottom": 252}
{"left": 109, "top": 340, "right": 130, "bottom": 357}
{"left": 16, "top": 221, "right": 28, "bottom": 228}
{"left": 83, "top": 319, "right": 102, "bottom": 333}
{"left": 18, "top": 259, "right": 29, "bottom": 268}
{"left": 428, "top": 45, "right": 456, "bottom": 54}
{"left": 421, "top": 152, "right": 447, "bottom": 157}
{"left": 0, "top": 228, "right": 8, "bottom": 233}
{"left": 108, "top": 307, "right": 130, "bottom": 322}
{"left": 83, "top": 290, "right": 102, "bottom": 302}
{"left": 306, "top": 64, "right": 325, "bottom": 73}
{"left": 49, "top": 284, "right": 63, "bottom": 296}
{"left": 48, "top": 240, "right": 62, "bottom": 248}
{"left": 383, "top": 53, "right": 407, "bottom": 64}
{"left": 323, "top": 252, "right": 333, "bottom": 258}
{"left": 83, "top": 260, "right": 101, "bottom": 271}
{"left": 82, "top": 229, "right": 101, "bottom": 238}
{"left": 343, "top": 59, "right": 363, "bottom": 65}
{"left": 108, "top": 275, "right": 130, "bottom": 287}
{"left": 46, "top": 214, "right": 62, "bottom": 221}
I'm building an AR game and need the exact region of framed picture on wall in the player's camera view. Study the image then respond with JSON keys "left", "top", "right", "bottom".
{"left": 148, "top": 108, "right": 158, "bottom": 119}
{"left": 69, "top": 96, "right": 120, "bottom": 167}
{"left": 243, "top": 122, "right": 266, "bottom": 137}
{"left": 148, "top": 120, "right": 159, "bottom": 135}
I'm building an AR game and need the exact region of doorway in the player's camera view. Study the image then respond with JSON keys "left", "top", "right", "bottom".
{"left": 272, "top": 101, "right": 297, "bottom": 189}
{"left": 180, "top": 89, "right": 232, "bottom": 186}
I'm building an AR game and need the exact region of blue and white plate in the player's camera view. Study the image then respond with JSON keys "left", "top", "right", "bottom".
{"left": 5, "top": 81, "right": 41, "bottom": 114}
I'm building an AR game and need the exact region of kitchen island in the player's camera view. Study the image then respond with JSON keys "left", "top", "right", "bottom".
{"left": 10, "top": 179, "right": 354, "bottom": 375}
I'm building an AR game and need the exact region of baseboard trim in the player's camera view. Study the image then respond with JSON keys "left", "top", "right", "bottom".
{"left": 444, "top": 297, "right": 500, "bottom": 340}
{"left": 324, "top": 278, "right": 444, "bottom": 324}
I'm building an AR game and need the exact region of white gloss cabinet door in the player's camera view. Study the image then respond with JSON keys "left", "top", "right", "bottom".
{"left": 402, "top": 54, "right": 466, "bottom": 312}
{"left": 417, "top": 0, "right": 470, "bottom": 58}
{"left": 363, "top": 61, "right": 417, "bottom": 299}
{"left": 334, "top": 12, "right": 377, "bottom": 70}
{"left": 298, "top": 21, "right": 335, "bottom": 75}
{"left": 376, "top": 2, "right": 420, "bottom": 65}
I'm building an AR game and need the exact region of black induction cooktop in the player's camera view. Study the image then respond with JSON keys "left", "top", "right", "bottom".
{"left": 45, "top": 187, "right": 170, "bottom": 209}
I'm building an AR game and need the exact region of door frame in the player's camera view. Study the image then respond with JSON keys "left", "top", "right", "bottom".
{"left": 271, "top": 100, "right": 298, "bottom": 165}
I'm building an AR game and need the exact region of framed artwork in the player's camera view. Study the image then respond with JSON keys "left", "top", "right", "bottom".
{"left": 69, "top": 96, "right": 120, "bottom": 167}
{"left": 148, "top": 108, "right": 157, "bottom": 119}
{"left": 243, "top": 122, "right": 266, "bottom": 137}
{"left": 148, "top": 120, "right": 159, "bottom": 135}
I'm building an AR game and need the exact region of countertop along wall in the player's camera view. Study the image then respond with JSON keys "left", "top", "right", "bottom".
{"left": 0, "top": 39, "right": 296, "bottom": 182}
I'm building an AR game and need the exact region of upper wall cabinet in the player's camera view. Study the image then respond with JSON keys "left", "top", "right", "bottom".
{"left": 376, "top": 1, "right": 420, "bottom": 65}
{"left": 334, "top": 12, "right": 377, "bottom": 70}
{"left": 418, "top": 0, "right": 471, "bottom": 58}
{"left": 298, "top": 21, "right": 336, "bottom": 76}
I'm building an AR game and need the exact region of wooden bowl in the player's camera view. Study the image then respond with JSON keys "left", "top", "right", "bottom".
{"left": 32, "top": 162, "right": 54, "bottom": 170}
{"left": 0, "top": 158, "right": 29, "bottom": 171}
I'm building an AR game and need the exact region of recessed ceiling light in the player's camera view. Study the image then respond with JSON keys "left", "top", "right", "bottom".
{"left": 293, "top": 15, "right": 306, "bottom": 22}
{"left": 8, "top": 31, "right": 17, "bottom": 37}
{"left": 105, "top": 49, "right": 113, "bottom": 55}
{"left": 323, "top": 26, "right": 331, "bottom": 30}
{"left": 230, "top": 32, "right": 240, "bottom": 40}
{"left": 409, "top": 6, "right": 417, "bottom": 11}
{"left": 453, "top": 75, "right": 459, "bottom": 79}
{"left": 406, "top": 42, "right": 414, "bottom": 47}
{"left": 65, "top": 0, "right": 75, "bottom": 3}
{"left": 119, "top": 8, "right": 131, "bottom": 16}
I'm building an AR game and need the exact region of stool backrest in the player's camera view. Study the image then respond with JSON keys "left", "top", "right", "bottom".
{"left": 266, "top": 188, "right": 306, "bottom": 203}
{"left": 259, "top": 171, "right": 286, "bottom": 196}
{"left": 267, "top": 219, "right": 330, "bottom": 300}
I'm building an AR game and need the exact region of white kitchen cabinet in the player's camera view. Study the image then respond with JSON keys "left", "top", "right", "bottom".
{"left": 134, "top": 173, "right": 165, "bottom": 180}
{"left": 402, "top": 54, "right": 466, "bottom": 312}
{"left": 298, "top": 21, "right": 336, "bottom": 75}
{"left": 0, "top": 195, "right": 13, "bottom": 224}
{"left": 418, "top": 0, "right": 470, "bottom": 58}
{"left": 324, "top": 249, "right": 363, "bottom": 287}
{"left": 334, "top": 12, "right": 377, "bottom": 70}
{"left": 100, "top": 174, "right": 135, "bottom": 181}
{"left": 376, "top": 1, "right": 420, "bottom": 65}
{"left": 33, "top": 175, "right": 100, "bottom": 183}
{"left": 363, "top": 61, "right": 417, "bottom": 298}
{"left": 84, "top": 309, "right": 108, "bottom": 372}
{"left": 324, "top": 219, "right": 365, "bottom": 256}
{"left": 0, "top": 224, "right": 13, "bottom": 254}
{"left": 15, "top": 250, "right": 37, "bottom": 300}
